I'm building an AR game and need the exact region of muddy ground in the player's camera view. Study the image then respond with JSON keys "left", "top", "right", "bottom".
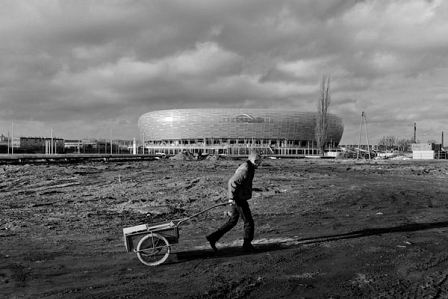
{"left": 1, "top": 157, "right": 448, "bottom": 299}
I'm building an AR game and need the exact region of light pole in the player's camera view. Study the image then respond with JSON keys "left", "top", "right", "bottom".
{"left": 11, "top": 122, "right": 14, "bottom": 155}
{"left": 142, "top": 132, "right": 145, "bottom": 155}
{"left": 51, "top": 127, "right": 54, "bottom": 155}
{"left": 110, "top": 129, "right": 112, "bottom": 155}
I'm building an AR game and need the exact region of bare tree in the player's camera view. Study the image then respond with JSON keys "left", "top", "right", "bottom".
{"left": 315, "top": 75, "right": 331, "bottom": 156}
{"left": 378, "top": 135, "right": 396, "bottom": 151}
{"left": 378, "top": 136, "right": 386, "bottom": 151}
{"left": 397, "top": 138, "right": 412, "bottom": 152}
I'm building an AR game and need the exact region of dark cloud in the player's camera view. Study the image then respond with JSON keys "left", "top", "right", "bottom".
{"left": 1, "top": 0, "right": 447, "bottom": 143}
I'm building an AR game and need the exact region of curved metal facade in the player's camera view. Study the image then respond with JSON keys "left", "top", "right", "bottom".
{"left": 138, "top": 109, "right": 343, "bottom": 145}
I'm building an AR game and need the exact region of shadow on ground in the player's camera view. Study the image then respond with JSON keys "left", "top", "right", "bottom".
{"left": 172, "top": 220, "right": 448, "bottom": 264}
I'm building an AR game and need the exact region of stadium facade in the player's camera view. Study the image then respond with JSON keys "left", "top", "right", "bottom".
{"left": 138, "top": 108, "right": 344, "bottom": 156}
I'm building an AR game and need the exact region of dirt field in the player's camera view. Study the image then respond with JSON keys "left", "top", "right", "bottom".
{"left": 2, "top": 156, "right": 448, "bottom": 299}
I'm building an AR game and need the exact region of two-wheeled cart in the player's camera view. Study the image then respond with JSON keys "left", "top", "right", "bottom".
{"left": 123, "top": 202, "right": 229, "bottom": 266}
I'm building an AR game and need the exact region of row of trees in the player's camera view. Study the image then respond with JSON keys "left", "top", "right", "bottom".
{"left": 377, "top": 136, "right": 413, "bottom": 152}
{"left": 377, "top": 136, "right": 438, "bottom": 152}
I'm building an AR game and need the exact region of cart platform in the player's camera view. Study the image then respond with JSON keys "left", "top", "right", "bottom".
{"left": 123, "top": 220, "right": 182, "bottom": 252}
{"left": 122, "top": 202, "right": 230, "bottom": 266}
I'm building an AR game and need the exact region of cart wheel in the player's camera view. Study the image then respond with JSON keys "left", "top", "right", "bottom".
{"left": 136, "top": 233, "right": 171, "bottom": 266}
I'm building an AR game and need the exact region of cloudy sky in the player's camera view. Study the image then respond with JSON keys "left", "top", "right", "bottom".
{"left": 1, "top": 0, "right": 447, "bottom": 145}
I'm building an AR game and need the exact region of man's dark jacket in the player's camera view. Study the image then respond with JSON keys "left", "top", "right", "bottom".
{"left": 228, "top": 160, "right": 255, "bottom": 201}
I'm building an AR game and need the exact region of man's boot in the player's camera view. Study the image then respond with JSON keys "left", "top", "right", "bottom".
{"left": 206, "top": 235, "right": 218, "bottom": 251}
{"left": 243, "top": 239, "right": 256, "bottom": 252}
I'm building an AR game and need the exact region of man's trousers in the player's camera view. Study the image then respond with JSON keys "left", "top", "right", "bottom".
{"left": 207, "top": 200, "right": 254, "bottom": 242}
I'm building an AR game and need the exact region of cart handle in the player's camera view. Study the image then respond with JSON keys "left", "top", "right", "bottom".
{"left": 176, "top": 202, "right": 231, "bottom": 227}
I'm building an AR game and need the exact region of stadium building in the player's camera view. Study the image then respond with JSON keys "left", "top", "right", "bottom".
{"left": 138, "top": 108, "right": 344, "bottom": 157}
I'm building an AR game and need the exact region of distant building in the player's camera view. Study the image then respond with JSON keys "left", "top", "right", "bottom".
{"left": 64, "top": 139, "right": 132, "bottom": 154}
{"left": 411, "top": 143, "right": 440, "bottom": 160}
{"left": 64, "top": 139, "right": 83, "bottom": 153}
{"left": 0, "top": 134, "right": 9, "bottom": 153}
{"left": 0, "top": 135, "right": 20, "bottom": 153}
{"left": 0, "top": 134, "right": 8, "bottom": 147}
{"left": 20, "top": 137, "right": 64, "bottom": 154}
{"left": 64, "top": 139, "right": 99, "bottom": 153}
{"left": 138, "top": 108, "right": 344, "bottom": 156}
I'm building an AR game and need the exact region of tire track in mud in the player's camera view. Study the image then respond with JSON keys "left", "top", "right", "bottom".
{"left": 400, "top": 252, "right": 448, "bottom": 299}
{"left": 404, "top": 270, "right": 448, "bottom": 298}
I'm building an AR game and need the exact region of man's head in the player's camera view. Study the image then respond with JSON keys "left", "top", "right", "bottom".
{"left": 248, "top": 151, "right": 262, "bottom": 168}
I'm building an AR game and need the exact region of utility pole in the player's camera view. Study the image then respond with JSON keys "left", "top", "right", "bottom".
{"left": 414, "top": 123, "right": 417, "bottom": 143}
{"left": 442, "top": 132, "right": 444, "bottom": 148}
{"left": 110, "top": 129, "right": 112, "bottom": 155}
{"left": 51, "top": 127, "right": 54, "bottom": 155}
{"left": 142, "top": 132, "right": 145, "bottom": 155}
{"left": 11, "top": 122, "right": 14, "bottom": 155}
{"left": 357, "top": 111, "right": 371, "bottom": 160}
